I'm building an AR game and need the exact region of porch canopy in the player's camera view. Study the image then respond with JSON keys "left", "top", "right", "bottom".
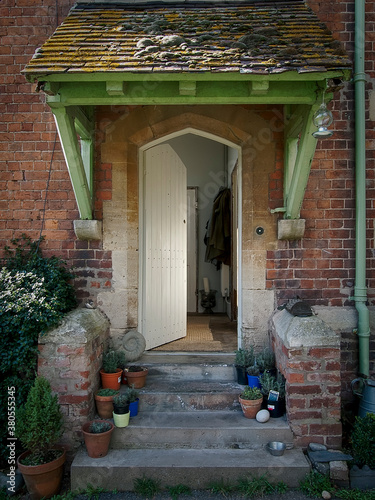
{"left": 24, "top": 0, "right": 351, "bottom": 222}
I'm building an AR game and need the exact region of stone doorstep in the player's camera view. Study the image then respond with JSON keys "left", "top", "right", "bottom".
{"left": 111, "top": 410, "right": 294, "bottom": 449}
{"left": 71, "top": 447, "right": 310, "bottom": 491}
{"left": 137, "top": 352, "right": 237, "bottom": 381}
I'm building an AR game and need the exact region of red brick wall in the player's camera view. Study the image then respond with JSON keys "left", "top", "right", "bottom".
{"left": 0, "top": 0, "right": 113, "bottom": 304}
{"left": 265, "top": 0, "right": 375, "bottom": 309}
{"left": 2, "top": 0, "right": 372, "bottom": 310}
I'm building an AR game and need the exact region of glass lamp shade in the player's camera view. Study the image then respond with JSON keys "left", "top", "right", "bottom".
{"left": 312, "top": 103, "right": 334, "bottom": 138}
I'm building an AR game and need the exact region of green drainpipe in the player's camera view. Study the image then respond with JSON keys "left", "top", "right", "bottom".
{"left": 354, "top": 0, "right": 370, "bottom": 377}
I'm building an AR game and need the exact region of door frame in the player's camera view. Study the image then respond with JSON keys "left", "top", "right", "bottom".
{"left": 138, "top": 128, "right": 243, "bottom": 348}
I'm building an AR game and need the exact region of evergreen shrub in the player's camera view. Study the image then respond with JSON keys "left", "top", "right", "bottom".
{"left": 0, "top": 235, "right": 76, "bottom": 466}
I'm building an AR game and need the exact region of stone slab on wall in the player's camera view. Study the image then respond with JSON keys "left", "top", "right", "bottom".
{"left": 38, "top": 308, "right": 110, "bottom": 456}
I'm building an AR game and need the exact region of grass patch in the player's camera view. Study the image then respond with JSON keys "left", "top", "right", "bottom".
{"left": 299, "top": 471, "right": 335, "bottom": 497}
{"left": 166, "top": 484, "right": 192, "bottom": 499}
{"left": 134, "top": 477, "right": 161, "bottom": 497}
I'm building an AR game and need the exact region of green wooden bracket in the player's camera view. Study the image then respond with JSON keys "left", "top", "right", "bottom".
{"left": 52, "top": 107, "right": 93, "bottom": 220}
{"left": 283, "top": 103, "right": 320, "bottom": 219}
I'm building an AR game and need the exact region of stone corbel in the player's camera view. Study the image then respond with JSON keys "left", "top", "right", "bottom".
{"left": 74, "top": 220, "right": 102, "bottom": 241}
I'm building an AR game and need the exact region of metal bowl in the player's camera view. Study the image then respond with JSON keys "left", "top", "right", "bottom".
{"left": 266, "top": 441, "right": 286, "bottom": 456}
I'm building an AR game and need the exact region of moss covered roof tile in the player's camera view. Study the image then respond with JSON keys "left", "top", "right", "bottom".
{"left": 24, "top": 1, "right": 352, "bottom": 77}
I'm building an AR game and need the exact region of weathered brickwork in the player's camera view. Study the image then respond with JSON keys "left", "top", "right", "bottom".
{"left": 1, "top": 0, "right": 374, "bottom": 450}
{"left": 272, "top": 321, "right": 343, "bottom": 448}
{"left": 265, "top": 0, "right": 375, "bottom": 308}
{"left": 37, "top": 309, "right": 110, "bottom": 454}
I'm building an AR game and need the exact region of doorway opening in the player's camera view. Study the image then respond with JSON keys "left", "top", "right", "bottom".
{"left": 139, "top": 129, "right": 241, "bottom": 353}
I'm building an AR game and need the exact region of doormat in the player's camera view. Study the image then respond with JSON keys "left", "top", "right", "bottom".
{"left": 153, "top": 316, "right": 223, "bottom": 352}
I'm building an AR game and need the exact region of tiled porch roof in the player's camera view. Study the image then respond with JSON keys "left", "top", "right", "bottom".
{"left": 24, "top": 0, "right": 351, "bottom": 78}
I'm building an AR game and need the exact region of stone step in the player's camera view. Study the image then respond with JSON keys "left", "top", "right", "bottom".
{"left": 71, "top": 446, "right": 310, "bottom": 491}
{"left": 111, "top": 411, "right": 294, "bottom": 450}
{"left": 128, "top": 379, "right": 244, "bottom": 412}
{"left": 137, "top": 352, "right": 237, "bottom": 381}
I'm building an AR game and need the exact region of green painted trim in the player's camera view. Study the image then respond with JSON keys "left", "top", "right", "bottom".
{"left": 52, "top": 107, "right": 93, "bottom": 220}
{"left": 28, "top": 69, "right": 351, "bottom": 83}
{"left": 47, "top": 80, "right": 321, "bottom": 106}
{"left": 284, "top": 104, "right": 319, "bottom": 219}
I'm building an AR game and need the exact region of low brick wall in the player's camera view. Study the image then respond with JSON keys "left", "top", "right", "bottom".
{"left": 271, "top": 309, "right": 342, "bottom": 449}
{"left": 38, "top": 308, "right": 110, "bottom": 456}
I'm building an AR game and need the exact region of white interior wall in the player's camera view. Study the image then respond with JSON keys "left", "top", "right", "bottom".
{"left": 167, "top": 134, "right": 227, "bottom": 313}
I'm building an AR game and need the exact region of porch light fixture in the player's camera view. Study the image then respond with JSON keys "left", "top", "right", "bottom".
{"left": 312, "top": 91, "right": 334, "bottom": 138}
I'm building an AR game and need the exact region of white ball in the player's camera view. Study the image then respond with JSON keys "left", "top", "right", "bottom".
{"left": 256, "top": 409, "right": 270, "bottom": 423}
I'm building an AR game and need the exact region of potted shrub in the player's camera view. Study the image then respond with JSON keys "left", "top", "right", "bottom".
{"left": 257, "top": 347, "right": 276, "bottom": 377}
{"left": 126, "top": 385, "right": 140, "bottom": 417}
{"left": 100, "top": 349, "right": 126, "bottom": 390}
{"left": 260, "top": 372, "right": 286, "bottom": 418}
{"left": 15, "top": 376, "right": 65, "bottom": 500}
{"left": 349, "top": 413, "right": 375, "bottom": 490}
{"left": 246, "top": 364, "right": 261, "bottom": 388}
{"left": 238, "top": 386, "right": 263, "bottom": 419}
{"left": 82, "top": 420, "right": 114, "bottom": 458}
{"left": 234, "top": 347, "right": 255, "bottom": 385}
{"left": 123, "top": 365, "right": 148, "bottom": 388}
{"left": 112, "top": 394, "right": 130, "bottom": 428}
{"left": 94, "top": 388, "right": 119, "bottom": 419}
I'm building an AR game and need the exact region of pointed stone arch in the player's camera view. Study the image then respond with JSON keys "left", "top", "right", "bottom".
{"left": 98, "top": 105, "right": 279, "bottom": 348}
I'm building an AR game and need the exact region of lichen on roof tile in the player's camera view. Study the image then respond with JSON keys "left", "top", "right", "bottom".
{"left": 24, "top": 1, "right": 352, "bottom": 77}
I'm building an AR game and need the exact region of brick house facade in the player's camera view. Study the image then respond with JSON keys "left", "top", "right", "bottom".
{"left": 1, "top": 0, "right": 374, "bottom": 450}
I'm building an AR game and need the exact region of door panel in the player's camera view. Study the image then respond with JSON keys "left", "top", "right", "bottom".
{"left": 143, "top": 144, "right": 187, "bottom": 349}
{"left": 187, "top": 188, "right": 198, "bottom": 313}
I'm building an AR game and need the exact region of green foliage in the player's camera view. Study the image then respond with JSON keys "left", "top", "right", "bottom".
{"left": 235, "top": 347, "right": 255, "bottom": 368}
{"left": 124, "top": 385, "right": 139, "bottom": 403}
{"left": 240, "top": 386, "right": 263, "bottom": 400}
{"left": 337, "top": 489, "right": 375, "bottom": 500}
{"left": 237, "top": 475, "right": 288, "bottom": 497}
{"left": 299, "top": 471, "right": 335, "bottom": 497}
{"left": 89, "top": 421, "right": 112, "bottom": 434}
{"left": 0, "top": 235, "right": 76, "bottom": 465}
{"left": 247, "top": 364, "right": 260, "bottom": 376}
{"left": 350, "top": 413, "right": 375, "bottom": 469}
{"left": 102, "top": 350, "right": 126, "bottom": 373}
{"left": 134, "top": 476, "right": 161, "bottom": 497}
{"left": 260, "top": 372, "right": 286, "bottom": 399}
{"left": 208, "top": 479, "right": 236, "bottom": 495}
{"left": 113, "top": 393, "right": 129, "bottom": 406}
{"left": 15, "top": 376, "right": 63, "bottom": 464}
{"left": 96, "top": 389, "right": 119, "bottom": 397}
{"left": 256, "top": 347, "right": 275, "bottom": 372}
{"left": 166, "top": 484, "right": 192, "bottom": 499}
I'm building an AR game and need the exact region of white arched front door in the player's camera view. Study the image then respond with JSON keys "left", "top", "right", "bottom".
{"left": 141, "top": 143, "right": 187, "bottom": 349}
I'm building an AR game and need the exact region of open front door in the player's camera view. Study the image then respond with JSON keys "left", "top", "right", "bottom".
{"left": 142, "top": 143, "right": 187, "bottom": 349}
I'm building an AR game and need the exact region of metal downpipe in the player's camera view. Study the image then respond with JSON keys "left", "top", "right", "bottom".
{"left": 354, "top": 0, "right": 370, "bottom": 377}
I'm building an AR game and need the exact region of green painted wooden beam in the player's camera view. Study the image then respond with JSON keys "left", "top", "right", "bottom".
{"left": 284, "top": 104, "right": 320, "bottom": 219}
{"left": 35, "top": 69, "right": 351, "bottom": 83}
{"left": 47, "top": 80, "right": 321, "bottom": 106}
{"left": 52, "top": 107, "right": 93, "bottom": 220}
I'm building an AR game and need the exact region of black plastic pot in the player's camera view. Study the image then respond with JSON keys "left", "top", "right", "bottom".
{"left": 235, "top": 366, "right": 248, "bottom": 385}
{"left": 113, "top": 403, "right": 129, "bottom": 414}
{"left": 266, "top": 398, "right": 285, "bottom": 418}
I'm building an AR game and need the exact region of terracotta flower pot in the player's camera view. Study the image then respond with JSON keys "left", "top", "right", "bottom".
{"left": 123, "top": 367, "right": 148, "bottom": 389}
{"left": 82, "top": 421, "right": 114, "bottom": 458}
{"left": 94, "top": 392, "right": 118, "bottom": 419}
{"left": 99, "top": 368, "right": 123, "bottom": 390}
{"left": 17, "top": 448, "right": 66, "bottom": 500}
{"left": 239, "top": 395, "right": 263, "bottom": 419}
